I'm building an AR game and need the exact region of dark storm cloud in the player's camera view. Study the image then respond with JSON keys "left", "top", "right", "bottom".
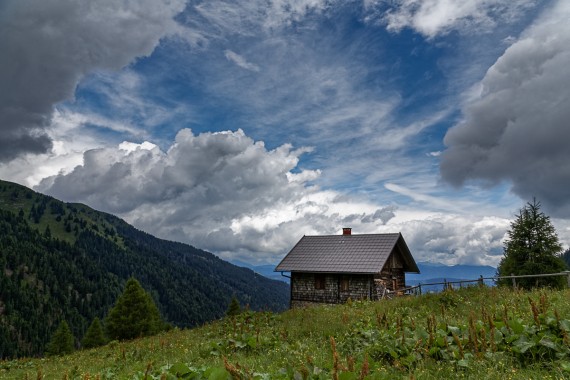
{"left": 440, "top": 0, "right": 570, "bottom": 217}
{"left": 0, "top": 130, "right": 52, "bottom": 161}
{"left": 0, "top": 0, "right": 185, "bottom": 161}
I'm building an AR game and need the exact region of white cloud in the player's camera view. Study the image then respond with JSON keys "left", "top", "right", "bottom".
{"left": 383, "top": 211, "right": 510, "bottom": 266}
{"left": 56, "top": 108, "right": 146, "bottom": 138}
{"left": 37, "top": 129, "right": 399, "bottom": 262}
{"left": 193, "top": 0, "right": 332, "bottom": 35}
{"left": 225, "top": 50, "right": 261, "bottom": 72}
{"left": 33, "top": 128, "right": 521, "bottom": 266}
{"left": 385, "top": 182, "right": 463, "bottom": 211}
{"left": 119, "top": 141, "right": 158, "bottom": 153}
{"left": 373, "top": 0, "right": 537, "bottom": 38}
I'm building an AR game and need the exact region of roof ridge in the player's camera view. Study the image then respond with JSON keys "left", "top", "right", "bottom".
{"left": 302, "top": 232, "right": 400, "bottom": 237}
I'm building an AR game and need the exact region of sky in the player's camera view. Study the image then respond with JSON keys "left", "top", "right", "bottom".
{"left": 1, "top": 0, "right": 569, "bottom": 267}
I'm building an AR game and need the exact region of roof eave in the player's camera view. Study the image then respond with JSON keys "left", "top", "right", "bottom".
{"left": 280, "top": 270, "right": 381, "bottom": 275}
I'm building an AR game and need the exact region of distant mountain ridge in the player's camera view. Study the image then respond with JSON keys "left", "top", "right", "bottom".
{"left": 232, "top": 260, "right": 289, "bottom": 283}
{"left": 406, "top": 262, "right": 497, "bottom": 285}
{"left": 0, "top": 179, "right": 289, "bottom": 358}
{"left": 232, "top": 260, "right": 498, "bottom": 287}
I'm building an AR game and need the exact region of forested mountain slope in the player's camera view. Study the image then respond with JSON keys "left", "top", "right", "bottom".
{"left": 0, "top": 180, "right": 288, "bottom": 358}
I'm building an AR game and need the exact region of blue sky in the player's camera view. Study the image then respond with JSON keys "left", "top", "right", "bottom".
{"left": 1, "top": 0, "right": 569, "bottom": 266}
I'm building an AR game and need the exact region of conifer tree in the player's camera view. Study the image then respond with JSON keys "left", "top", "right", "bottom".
{"left": 105, "top": 278, "right": 164, "bottom": 340}
{"left": 226, "top": 295, "right": 242, "bottom": 317}
{"left": 44, "top": 224, "right": 51, "bottom": 239}
{"left": 45, "top": 321, "right": 75, "bottom": 356}
{"left": 81, "top": 317, "right": 107, "bottom": 349}
{"left": 497, "top": 199, "right": 567, "bottom": 289}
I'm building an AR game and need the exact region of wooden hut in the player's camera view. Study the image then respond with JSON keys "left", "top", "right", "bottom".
{"left": 275, "top": 228, "right": 419, "bottom": 307}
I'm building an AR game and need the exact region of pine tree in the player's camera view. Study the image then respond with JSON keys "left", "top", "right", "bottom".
{"left": 226, "top": 295, "right": 241, "bottom": 317}
{"left": 81, "top": 317, "right": 107, "bottom": 349}
{"left": 497, "top": 199, "right": 567, "bottom": 289}
{"left": 44, "top": 225, "right": 51, "bottom": 239}
{"left": 45, "top": 321, "right": 75, "bottom": 356}
{"left": 105, "top": 278, "right": 164, "bottom": 340}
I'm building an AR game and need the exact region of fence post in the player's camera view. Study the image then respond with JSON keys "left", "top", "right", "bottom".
{"left": 478, "top": 275, "right": 483, "bottom": 287}
{"left": 511, "top": 273, "right": 516, "bottom": 289}
{"left": 566, "top": 271, "right": 570, "bottom": 288}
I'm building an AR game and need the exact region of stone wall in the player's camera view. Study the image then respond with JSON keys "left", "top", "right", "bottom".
{"left": 338, "top": 274, "right": 372, "bottom": 303}
{"left": 290, "top": 272, "right": 373, "bottom": 305}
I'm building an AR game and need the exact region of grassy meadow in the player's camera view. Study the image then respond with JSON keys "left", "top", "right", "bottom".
{"left": 2, "top": 286, "right": 570, "bottom": 379}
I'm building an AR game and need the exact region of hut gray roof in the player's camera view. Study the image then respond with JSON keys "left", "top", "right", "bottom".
{"left": 275, "top": 232, "right": 419, "bottom": 274}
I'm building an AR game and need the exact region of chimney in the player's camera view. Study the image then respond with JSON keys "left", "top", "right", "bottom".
{"left": 342, "top": 227, "right": 352, "bottom": 235}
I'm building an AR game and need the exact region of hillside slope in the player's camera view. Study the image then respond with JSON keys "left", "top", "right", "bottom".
{"left": 2, "top": 287, "right": 570, "bottom": 379}
{"left": 0, "top": 180, "right": 289, "bottom": 359}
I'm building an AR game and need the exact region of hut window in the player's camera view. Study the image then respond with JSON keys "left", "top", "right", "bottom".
{"left": 315, "top": 274, "right": 325, "bottom": 290}
{"left": 340, "top": 275, "right": 349, "bottom": 292}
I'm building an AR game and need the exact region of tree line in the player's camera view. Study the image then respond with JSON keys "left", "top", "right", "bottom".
{"left": 45, "top": 278, "right": 167, "bottom": 355}
{"left": 0, "top": 181, "right": 289, "bottom": 359}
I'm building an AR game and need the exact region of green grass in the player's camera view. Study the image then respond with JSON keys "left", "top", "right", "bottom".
{"left": 2, "top": 286, "right": 570, "bottom": 379}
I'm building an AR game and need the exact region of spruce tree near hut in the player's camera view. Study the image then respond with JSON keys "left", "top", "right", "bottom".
{"left": 105, "top": 278, "right": 166, "bottom": 340}
{"left": 81, "top": 317, "right": 107, "bottom": 349}
{"left": 226, "top": 295, "right": 242, "bottom": 317}
{"left": 45, "top": 321, "right": 75, "bottom": 356}
{"left": 497, "top": 199, "right": 567, "bottom": 289}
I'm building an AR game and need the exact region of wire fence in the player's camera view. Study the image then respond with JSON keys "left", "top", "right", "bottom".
{"left": 401, "top": 271, "right": 570, "bottom": 296}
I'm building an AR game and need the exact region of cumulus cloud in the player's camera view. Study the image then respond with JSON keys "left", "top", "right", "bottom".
{"left": 37, "top": 129, "right": 400, "bottom": 262}
{"left": 440, "top": 0, "right": 570, "bottom": 217}
{"left": 383, "top": 212, "right": 510, "bottom": 266}
{"left": 0, "top": 0, "right": 186, "bottom": 161}
{"left": 36, "top": 128, "right": 514, "bottom": 266}
{"left": 372, "top": 0, "right": 536, "bottom": 38}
